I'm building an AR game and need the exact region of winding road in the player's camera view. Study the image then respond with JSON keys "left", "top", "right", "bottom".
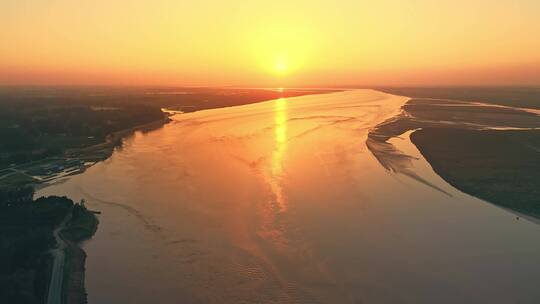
{"left": 46, "top": 213, "right": 71, "bottom": 304}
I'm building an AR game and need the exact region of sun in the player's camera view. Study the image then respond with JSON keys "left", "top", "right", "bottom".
{"left": 248, "top": 19, "right": 314, "bottom": 78}
{"left": 274, "top": 58, "right": 289, "bottom": 75}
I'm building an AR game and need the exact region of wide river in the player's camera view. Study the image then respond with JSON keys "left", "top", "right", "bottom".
{"left": 38, "top": 90, "right": 540, "bottom": 303}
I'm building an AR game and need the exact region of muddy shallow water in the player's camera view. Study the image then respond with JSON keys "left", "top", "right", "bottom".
{"left": 38, "top": 90, "right": 540, "bottom": 303}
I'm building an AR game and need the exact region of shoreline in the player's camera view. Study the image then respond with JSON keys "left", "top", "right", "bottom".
{"left": 65, "top": 116, "right": 172, "bottom": 158}
{"left": 63, "top": 209, "right": 99, "bottom": 304}
{"left": 0, "top": 117, "right": 172, "bottom": 190}
{"left": 45, "top": 204, "right": 99, "bottom": 304}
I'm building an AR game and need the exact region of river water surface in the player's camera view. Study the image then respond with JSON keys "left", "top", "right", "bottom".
{"left": 38, "top": 90, "right": 540, "bottom": 303}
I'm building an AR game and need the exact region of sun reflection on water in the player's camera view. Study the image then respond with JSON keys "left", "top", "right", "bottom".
{"left": 270, "top": 98, "right": 288, "bottom": 212}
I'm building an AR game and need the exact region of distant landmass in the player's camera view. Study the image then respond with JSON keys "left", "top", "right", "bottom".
{"left": 377, "top": 86, "right": 540, "bottom": 109}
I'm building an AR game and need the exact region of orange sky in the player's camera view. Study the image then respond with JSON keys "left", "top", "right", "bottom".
{"left": 1, "top": 0, "right": 539, "bottom": 86}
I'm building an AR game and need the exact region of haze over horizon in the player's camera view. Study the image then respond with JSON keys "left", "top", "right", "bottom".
{"left": 1, "top": 0, "right": 540, "bottom": 87}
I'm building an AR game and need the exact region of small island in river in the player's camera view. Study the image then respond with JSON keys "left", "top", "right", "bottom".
{"left": 372, "top": 87, "right": 540, "bottom": 220}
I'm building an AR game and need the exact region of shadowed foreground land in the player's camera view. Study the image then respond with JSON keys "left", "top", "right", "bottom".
{"left": 0, "top": 190, "right": 98, "bottom": 304}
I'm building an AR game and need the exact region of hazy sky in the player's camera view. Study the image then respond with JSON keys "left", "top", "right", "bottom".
{"left": 1, "top": 0, "right": 539, "bottom": 86}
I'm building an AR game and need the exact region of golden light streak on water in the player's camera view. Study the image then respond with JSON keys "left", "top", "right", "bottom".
{"left": 270, "top": 98, "right": 288, "bottom": 212}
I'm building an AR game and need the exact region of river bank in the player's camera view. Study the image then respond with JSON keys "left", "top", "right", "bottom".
{"left": 0, "top": 116, "right": 172, "bottom": 190}
{"left": 46, "top": 201, "right": 99, "bottom": 304}
{"left": 65, "top": 116, "right": 172, "bottom": 161}
{"left": 62, "top": 205, "right": 99, "bottom": 304}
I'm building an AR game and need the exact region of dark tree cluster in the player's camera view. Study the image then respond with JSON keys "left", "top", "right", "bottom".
{"left": 0, "top": 187, "right": 75, "bottom": 304}
{"left": 0, "top": 187, "right": 35, "bottom": 207}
